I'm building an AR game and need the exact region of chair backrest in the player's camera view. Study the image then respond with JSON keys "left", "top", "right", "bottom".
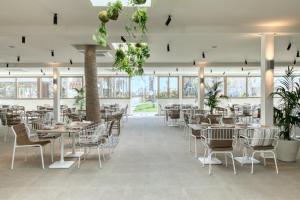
{"left": 12, "top": 123, "right": 32, "bottom": 145}
{"left": 206, "top": 128, "right": 235, "bottom": 149}
{"left": 222, "top": 117, "right": 235, "bottom": 125}
{"left": 247, "top": 127, "right": 278, "bottom": 147}
{"left": 79, "top": 123, "right": 105, "bottom": 145}
{"left": 208, "top": 114, "right": 222, "bottom": 125}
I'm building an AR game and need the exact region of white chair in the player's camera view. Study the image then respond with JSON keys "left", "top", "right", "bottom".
{"left": 77, "top": 123, "right": 107, "bottom": 168}
{"left": 202, "top": 127, "right": 236, "bottom": 175}
{"left": 243, "top": 127, "right": 279, "bottom": 174}
{"left": 11, "top": 123, "right": 51, "bottom": 169}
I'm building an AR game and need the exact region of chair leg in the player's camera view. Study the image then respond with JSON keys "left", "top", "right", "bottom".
{"left": 39, "top": 146, "right": 45, "bottom": 169}
{"left": 194, "top": 137, "right": 197, "bottom": 158}
{"left": 11, "top": 146, "right": 16, "bottom": 170}
{"left": 97, "top": 147, "right": 102, "bottom": 169}
{"left": 51, "top": 140, "right": 54, "bottom": 163}
{"left": 208, "top": 152, "right": 212, "bottom": 175}
{"left": 263, "top": 153, "right": 266, "bottom": 166}
{"left": 203, "top": 148, "right": 207, "bottom": 167}
{"left": 102, "top": 146, "right": 106, "bottom": 161}
{"left": 225, "top": 154, "right": 228, "bottom": 167}
{"left": 251, "top": 151, "right": 256, "bottom": 174}
{"left": 230, "top": 152, "right": 236, "bottom": 175}
{"left": 271, "top": 151, "right": 279, "bottom": 174}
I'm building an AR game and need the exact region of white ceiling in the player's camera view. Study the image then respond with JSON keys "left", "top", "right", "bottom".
{"left": 1, "top": 0, "right": 300, "bottom": 66}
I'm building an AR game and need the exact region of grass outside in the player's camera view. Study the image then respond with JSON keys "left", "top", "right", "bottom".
{"left": 133, "top": 102, "right": 157, "bottom": 113}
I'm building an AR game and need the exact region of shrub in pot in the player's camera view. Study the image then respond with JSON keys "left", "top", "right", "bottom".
{"left": 272, "top": 67, "right": 300, "bottom": 161}
{"left": 205, "top": 81, "right": 228, "bottom": 114}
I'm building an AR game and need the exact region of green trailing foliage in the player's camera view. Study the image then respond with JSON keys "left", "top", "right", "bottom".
{"left": 94, "top": 0, "right": 150, "bottom": 76}
{"left": 74, "top": 87, "right": 86, "bottom": 111}
{"left": 272, "top": 66, "right": 300, "bottom": 140}
{"left": 114, "top": 43, "right": 150, "bottom": 77}
{"left": 205, "top": 81, "right": 228, "bottom": 114}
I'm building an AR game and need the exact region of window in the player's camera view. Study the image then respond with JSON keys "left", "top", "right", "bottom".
{"left": 17, "top": 78, "right": 38, "bottom": 98}
{"left": 0, "top": 78, "right": 16, "bottom": 98}
{"left": 183, "top": 76, "right": 198, "bottom": 98}
{"left": 40, "top": 78, "right": 53, "bottom": 98}
{"left": 61, "top": 77, "right": 83, "bottom": 98}
{"left": 227, "top": 77, "right": 246, "bottom": 97}
{"left": 97, "top": 77, "right": 130, "bottom": 99}
{"left": 248, "top": 77, "right": 261, "bottom": 97}
{"left": 205, "top": 77, "right": 225, "bottom": 96}
{"left": 158, "top": 76, "right": 179, "bottom": 98}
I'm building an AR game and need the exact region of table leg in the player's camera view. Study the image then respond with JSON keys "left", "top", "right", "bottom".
{"left": 64, "top": 133, "right": 84, "bottom": 158}
{"left": 49, "top": 134, "right": 74, "bottom": 169}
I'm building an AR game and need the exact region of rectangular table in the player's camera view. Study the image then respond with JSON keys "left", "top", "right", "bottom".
{"left": 37, "top": 122, "right": 91, "bottom": 169}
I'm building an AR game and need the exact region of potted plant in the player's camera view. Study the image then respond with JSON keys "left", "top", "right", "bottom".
{"left": 132, "top": 0, "right": 147, "bottom": 5}
{"left": 272, "top": 67, "right": 300, "bottom": 162}
{"left": 205, "top": 80, "right": 227, "bottom": 114}
{"left": 132, "top": 8, "right": 148, "bottom": 33}
{"left": 107, "top": 0, "right": 123, "bottom": 20}
{"left": 74, "top": 87, "right": 86, "bottom": 111}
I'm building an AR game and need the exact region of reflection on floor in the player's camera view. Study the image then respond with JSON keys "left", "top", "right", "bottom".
{"left": 0, "top": 117, "right": 300, "bottom": 200}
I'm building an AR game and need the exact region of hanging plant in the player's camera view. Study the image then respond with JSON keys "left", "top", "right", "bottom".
{"left": 132, "top": 8, "right": 148, "bottom": 33}
{"left": 132, "top": 0, "right": 147, "bottom": 5}
{"left": 107, "top": 0, "right": 123, "bottom": 20}
{"left": 98, "top": 10, "right": 110, "bottom": 23}
{"left": 93, "top": 23, "right": 108, "bottom": 47}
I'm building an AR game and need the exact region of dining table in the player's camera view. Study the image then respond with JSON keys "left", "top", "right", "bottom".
{"left": 37, "top": 121, "right": 91, "bottom": 169}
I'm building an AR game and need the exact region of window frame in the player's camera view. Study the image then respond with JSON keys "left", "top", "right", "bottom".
{"left": 97, "top": 76, "right": 131, "bottom": 99}
{"left": 182, "top": 76, "right": 198, "bottom": 99}
{"left": 158, "top": 76, "right": 179, "bottom": 99}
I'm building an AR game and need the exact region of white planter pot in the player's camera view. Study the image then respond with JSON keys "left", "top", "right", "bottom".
{"left": 276, "top": 140, "right": 300, "bottom": 162}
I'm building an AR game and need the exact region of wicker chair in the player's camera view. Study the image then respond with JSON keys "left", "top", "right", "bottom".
{"left": 167, "top": 109, "right": 180, "bottom": 126}
{"left": 11, "top": 123, "right": 51, "bottom": 169}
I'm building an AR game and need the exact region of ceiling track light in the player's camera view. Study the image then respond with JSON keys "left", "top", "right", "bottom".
{"left": 165, "top": 15, "right": 172, "bottom": 26}
{"left": 121, "top": 36, "right": 126, "bottom": 43}
{"left": 202, "top": 51, "right": 205, "bottom": 59}
{"left": 193, "top": 60, "right": 196, "bottom": 66}
{"left": 153, "top": 70, "right": 156, "bottom": 75}
{"left": 70, "top": 59, "right": 73, "bottom": 65}
{"left": 51, "top": 50, "right": 54, "bottom": 57}
{"left": 176, "top": 68, "right": 178, "bottom": 72}
{"left": 8, "top": 71, "right": 11, "bottom": 75}
{"left": 53, "top": 13, "right": 58, "bottom": 25}
{"left": 167, "top": 44, "right": 170, "bottom": 52}
{"left": 17, "top": 56, "right": 20, "bottom": 62}
{"left": 248, "top": 72, "right": 251, "bottom": 76}
{"left": 241, "top": 67, "right": 244, "bottom": 71}
{"left": 68, "top": 67, "right": 70, "bottom": 71}
{"left": 297, "top": 50, "right": 300, "bottom": 58}
{"left": 43, "top": 72, "right": 46, "bottom": 76}
{"left": 210, "top": 69, "right": 212, "bottom": 73}
{"left": 244, "top": 59, "right": 248, "bottom": 65}
{"left": 168, "top": 73, "right": 170, "bottom": 77}
{"left": 40, "top": 69, "right": 43, "bottom": 73}
{"left": 294, "top": 59, "right": 297, "bottom": 65}
{"left": 22, "top": 36, "right": 26, "bottom": 44}
{"left": 6, "top": 63, "right": 9, "bottom": 68}
{"left": 287, "top": 42, "right": 292, "bottom": 51}
{"left": 223, "top": 72, "right": 226, "bottom": 75}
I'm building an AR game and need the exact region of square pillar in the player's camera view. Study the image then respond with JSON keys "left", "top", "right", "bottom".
{"left": 198, "top": 63, "right": 205, "bottom": 109}
{"left": 53, "top": 66, "right": 61, "bottom": 122}
{"left": 261, "top": 34, "right": 274, "bottom": 126}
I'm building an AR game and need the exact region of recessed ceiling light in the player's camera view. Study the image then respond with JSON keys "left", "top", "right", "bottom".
{"left": 90, "top": 0, "right": 151, "bottom": 7}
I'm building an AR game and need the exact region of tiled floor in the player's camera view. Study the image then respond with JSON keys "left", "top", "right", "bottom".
{"left": 0, "top": 117, "right": 300, "bottom": 200}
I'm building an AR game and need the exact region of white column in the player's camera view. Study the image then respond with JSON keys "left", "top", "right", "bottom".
{"left": 53, "top": 66, "right": 61, "bottom": 122}
{"left": 198, "top": 63, "right": 205, "bottom": 109}
{"left": 261, "top": 34, "right": 274, "bottom": 126}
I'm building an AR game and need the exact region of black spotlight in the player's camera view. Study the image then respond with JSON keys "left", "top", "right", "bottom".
{"left": 17, "top": 56, "right": 20, "bottom": 62}
{"left": 70, "top": 59, "right": 73, "bottom": 65}
{"left": 167, "top": 44, "right": 170, "bottom": 52}
{"left": 51, "top": 50, "right": 54, "bottom": 57}
{"left": 210, "top": 69, "right": 212, "bottom": 73}
{"left": 202, "top": 51, "right": 205, "bottom": 59}
{"left": 193, "top": 60, "right": 196, "bottom": 66}
{"left": 168, "top": 73, "right": 170, "bottom": 76}
{"left": 248, "top": 72, "right": 251, "bottom": 76}
{"left": 241, "top": 67, "right": 244, "bottom": 71}
{"left": 165, "top": 15, "right": 172, "bottom": 26}
{"left": 294, "top": 59, "right": 297, "bottom": 65}
{"left": 40, "top": 69, "right": 43, "bottom": 73}
{"left": 176, "top": 68, "right": 178, "bottom": 72}
{"left": 43, "top": 72, "right": 46, "bottom": 76}
{"left": 287, "top": 42, "right": 292, "bottom": 51}
{"left": 245, "top": 59, "right": 248, "bottom": 65}
{"left": 121, "top": 36, "right": 126, "bottom": 43}
{"left": 8, "top": 71, "right": 11, "bottom": 75}
{"left": 223, "top": 72, "right": 226, "bottom": 75}
{"left": 53, "top": 13, "right": 58, "bottom": 25}
{"left": 68, "top": 67, "right": 70, "bottom": 71}
{"left": 297, "top": 50, "right": 300, "bottom": 58}
{"left": 22, "top": 36, "right": 26, "bottom": 44}
{"left": 6, "top": 63, "right": 9, "bottom": 68}
{"left": 153, "top": 70, "right": 156, "bottom": 75}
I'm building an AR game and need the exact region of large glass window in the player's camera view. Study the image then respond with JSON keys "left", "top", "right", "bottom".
{"left": 97, "top": 77, "right": 130, "bottom": 99}
{"left": 0, "top": 78, "right": 16, "bottom": 98}
{"left": 61, "top": 77, "right": 83, "bottom": 98}
{"left": 205, "top": 77, "right": 225, "bottom": 96}
{"left": 248, "top": 77, "right": 261, "bottom": 97}
{"left": 227, "top": 77, "right": 246, "bottom": 97}
{"left": 17, "top": 78, "right": 38, "bottom": 98}
{"left": 40, "top": 77, "right": 53, "bottom": 98}
{"left": 183, "top": 76, "right": 198, "bottom": 98}
{"left": 158, "top": 76, "right": 179, "bottom": 98}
